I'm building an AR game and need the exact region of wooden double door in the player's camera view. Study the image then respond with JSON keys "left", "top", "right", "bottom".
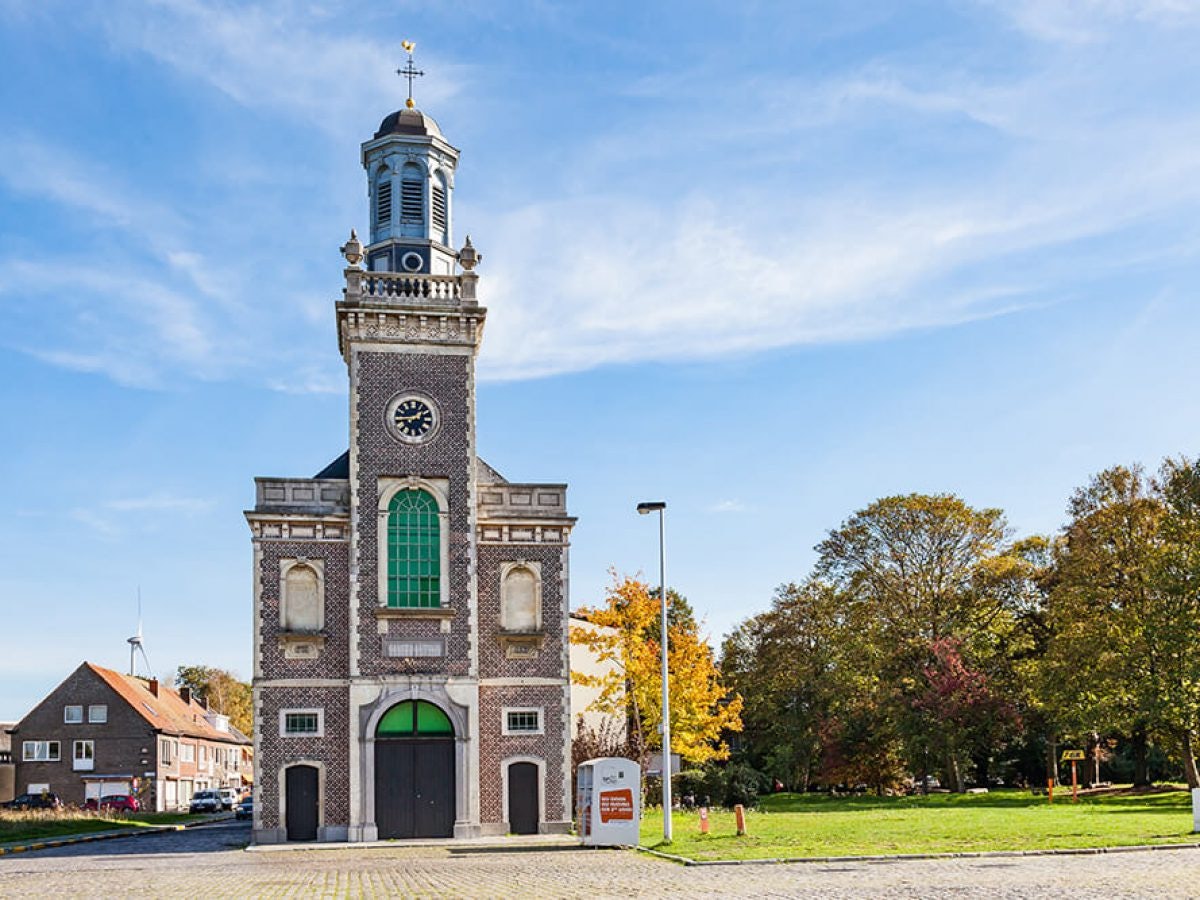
{"left": 375, "top": 738, "right": 455, "bottom": 839}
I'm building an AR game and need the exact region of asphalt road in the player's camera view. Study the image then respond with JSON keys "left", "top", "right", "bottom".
{"left": 3, "top": 820, "right": 1200, "bottom": 897}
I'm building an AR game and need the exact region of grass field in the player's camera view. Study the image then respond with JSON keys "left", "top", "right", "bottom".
{"left": 0, "top": 809, "right": 201, "bottom": 844}
{"left": 639, "top": 788, "right": 1197, "bottom": 860}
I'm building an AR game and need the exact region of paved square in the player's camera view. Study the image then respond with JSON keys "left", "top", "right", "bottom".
{"left": 3, "top": 822, "right": 1200, "bottom": 898}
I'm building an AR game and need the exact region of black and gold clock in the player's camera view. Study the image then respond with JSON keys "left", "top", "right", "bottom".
{"left": 386, "top": 394, "right": 439, "bottom": 443}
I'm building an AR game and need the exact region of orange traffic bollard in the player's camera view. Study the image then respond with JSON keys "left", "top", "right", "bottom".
{"left": 699, "top": 806, "right": 709, "bottom": 834}
{"left": 1047, "top": 778, "right": 1054, "bottom": 804}
{"left": 734, "top": 803, "right": 747, "bottom": 836}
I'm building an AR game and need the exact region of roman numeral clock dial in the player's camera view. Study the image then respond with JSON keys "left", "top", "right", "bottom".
{"left": 386, "top": 394, "right": 438, "bottom": 444}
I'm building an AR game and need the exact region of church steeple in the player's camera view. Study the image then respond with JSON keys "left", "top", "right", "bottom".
{"left": 361, "top": 43, "right": 459, "bottom": 275}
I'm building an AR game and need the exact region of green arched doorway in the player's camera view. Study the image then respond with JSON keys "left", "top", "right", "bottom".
{"left": 374, "top": 700, "right": 455, "bottom": 839}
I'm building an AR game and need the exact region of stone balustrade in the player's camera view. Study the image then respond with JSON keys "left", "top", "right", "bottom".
{"left": 344, "top": 269, "right": 478, "bottom": 305}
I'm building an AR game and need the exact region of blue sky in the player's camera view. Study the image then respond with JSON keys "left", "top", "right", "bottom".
{"left": 2, "top": 1, "right": 1200, "bottom": 720}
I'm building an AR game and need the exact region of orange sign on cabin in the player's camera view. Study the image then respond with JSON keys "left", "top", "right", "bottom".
{"left": 598, "top": 789, "right": 635, "bottom": 822}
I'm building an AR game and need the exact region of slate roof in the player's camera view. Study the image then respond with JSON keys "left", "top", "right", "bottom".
{"left": 313, "top": 450, "right": 507, "bottom": 484}
{"left": 86, "top": 663, "right": 250, "bottom": 745}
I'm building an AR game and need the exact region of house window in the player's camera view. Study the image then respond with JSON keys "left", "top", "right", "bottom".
{"left": 281, "top": 561, "right": 323, "bottom": 632}
{"left": 281, "top": 709, "right": 324, "bottom": 737}
{"left": 387, "top": 489, "right": 440, "bottom": 608}
{"left": 72, "top": 740, "right": 94, "bottom": 771}
{"left": 180, "top": 743, "right": 195, "bottom": 764}
{"left": 500, "top": 564, "right": 541, "bottom": 632}
{"left": 502, "top": 708, "right": 543, "bottom": 735}
{"left": 63, "top": 705, "right": 83, "bottom": 724}
{"left": 160, "top": 739, "right": 173, "bottom": 765}
{"left": 88, "top": 705, "right": 107, "bottom": 724}
{"left": 22, "top": 741, "right": 60, "bottom": 762}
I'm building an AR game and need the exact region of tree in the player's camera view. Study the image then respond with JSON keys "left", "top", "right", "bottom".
{"left": 175, "top": 665, "right": 253, "bottom": 737}
{"left": 814, "top": 493, "right": 1026, "bottom": 790}
{"left": 572, "top": 574, "right": 743, "bottom": 766}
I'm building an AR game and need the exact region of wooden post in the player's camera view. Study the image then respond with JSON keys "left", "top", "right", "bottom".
{"left": 699, "top": 806, "right": 709, "bottom": 834}
{"left": 1047, "top": 778, "right": 1054, "bottom": 804}
{"left": 734, "top": 804, "right": 747, "bottom": 836}
{"left": 1071, "top": 761, "right": 1079, "bottom": 803}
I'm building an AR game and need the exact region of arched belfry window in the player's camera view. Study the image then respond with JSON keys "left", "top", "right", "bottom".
{"left": 387, "top": 489, "right": 440, "bottom": 608}
{"left": 375, "top": 174, "right": 393, "bottom": 232}
{"left": 376, "top": 700, "right": 454, "bottom": 737}
{"left": 400, "top": 163, "right": 425, "bottom": 236}
{"left": 431, "top": 171, "right": 448, "bottom": 244}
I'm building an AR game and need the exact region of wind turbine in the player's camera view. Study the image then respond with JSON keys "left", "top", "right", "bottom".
{"left": 127, "top": 589, "right": 154, "bottom": 678}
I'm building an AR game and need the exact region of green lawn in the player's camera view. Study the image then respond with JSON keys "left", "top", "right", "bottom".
{"left": 0, "top": 810, "right": 201, "bottom": 844}
{"left": 639, "top": 789, "right": 1198, "bottom": 861}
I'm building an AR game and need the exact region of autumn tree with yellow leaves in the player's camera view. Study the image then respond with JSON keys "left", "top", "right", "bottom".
{"left": 572, "top": 574, "right": 743, "bottom": 766}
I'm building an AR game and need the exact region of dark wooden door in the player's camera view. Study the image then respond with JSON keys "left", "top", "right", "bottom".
{"left": 508, "top": 762, "right": 539, "bottom": 835}
{"left": 376, "top": 739, "right": 454, "bottom": 838}
{"left": 285, "top": 765, "right": 318, "bottom": 841}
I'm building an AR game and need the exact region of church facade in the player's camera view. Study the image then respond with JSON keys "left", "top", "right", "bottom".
{"left": 246, "top": 102, "right": 575, "bottom": 843}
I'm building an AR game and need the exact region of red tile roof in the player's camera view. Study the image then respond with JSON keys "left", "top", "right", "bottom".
{"left": 86, "top": 663, "right": 249, "bottom": 745}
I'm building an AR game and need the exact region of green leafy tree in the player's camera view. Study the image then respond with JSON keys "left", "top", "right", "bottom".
{"left": 175, "top": 665, "right": 253, "bottom": 737}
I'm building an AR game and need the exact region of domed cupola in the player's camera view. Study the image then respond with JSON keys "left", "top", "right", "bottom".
{"left": 360, "top": 43, "right": 459, "bottom": 276}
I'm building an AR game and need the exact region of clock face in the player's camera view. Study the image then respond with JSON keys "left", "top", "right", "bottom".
{"left": 392, "top": 397, "right": 435, "bottom": 441}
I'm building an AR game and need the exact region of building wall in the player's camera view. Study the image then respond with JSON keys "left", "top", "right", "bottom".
{"left": 350, "top": 349, "right": 477, "bottom": 679}
{"left": 10, "top": 667, "right": 154, "bottom": 806}
{"left": 255, "top": 685, "right": 351, "bottom": 841}
{"left": 568, "top": 618, "right": 625, "bottom": 740}
{"left": 478, "top": 684, "right": 570, "bottom": 830}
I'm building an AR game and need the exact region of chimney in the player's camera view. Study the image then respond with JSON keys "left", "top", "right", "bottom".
{"left": 180, "top": 686, "right": 191, "bottom": 706}
{"left": 148, "top": 679, "right": 159, "bottom": 697}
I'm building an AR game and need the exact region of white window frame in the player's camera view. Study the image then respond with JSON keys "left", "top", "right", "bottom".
{"left": 88, "top": 704, "right": 108, "bottom": 724}
{"left": 180, "top": 742, "right": 195, "bottom": 764}
{"left": 72, "top": 740, "right": 94, "bottom": 771}
{"left": 501, "top": 707, "right": 544, "bottom": 736}
{"left": 160, "top": 738, "right": 173, "bottom": 765}
{"left": 23, "top": 740, "right": 61, "bottom": 762}
{"left": 280, "top": 708, "right": 324, "bottom": 738}
{"left": 63, "top": 705, "right": 83, "bottom": 724}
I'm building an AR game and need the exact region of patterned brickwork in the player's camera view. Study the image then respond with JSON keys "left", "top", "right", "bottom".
{"left": 478, "top": 685, "right": 569, "bottom": 826}
{"left": 353, "top": 350, "right": 475, "bottom": 678}
{"left": 476, "top": 544, "right": 569, "bottom": 681}
{"left": 257, "top": 539, "right": 350, "bottom": 680}
{"left": 255, "top": 686, "right": 350, "bottom": 830}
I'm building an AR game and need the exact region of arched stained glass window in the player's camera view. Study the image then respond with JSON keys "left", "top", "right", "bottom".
{"left": 376, "top": 700, "right": 454, "bottom": 737}
{"left": 387, "top": 489, "right": 440, "bottom": 608}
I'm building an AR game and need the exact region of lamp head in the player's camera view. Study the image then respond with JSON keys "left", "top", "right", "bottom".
{"left": 637, "top": 501, "right": 666, "bottom": 515}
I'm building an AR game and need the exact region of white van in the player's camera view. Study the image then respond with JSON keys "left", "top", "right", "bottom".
{"left": 217, "top": 787, "right": 240, "bottom": 810}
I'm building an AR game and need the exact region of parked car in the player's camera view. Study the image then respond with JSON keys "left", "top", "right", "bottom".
{"left": 3, "top": 792, "right": 62, "bottom": 810}
{"left": 84, "top": 794, "right": 140, "bottom": 813}
{"left": 189, "top": 789, "right": 223, "bottom": 813}
{"left": 217, "top": 787, "right": 239, "bottom": 810}
{"left": 235, "top": 797, "right": 253, "bottom": 821}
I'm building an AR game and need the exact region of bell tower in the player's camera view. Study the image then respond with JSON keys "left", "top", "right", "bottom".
{"left": 361, "top": 43, "right": 458, "bottom": 275}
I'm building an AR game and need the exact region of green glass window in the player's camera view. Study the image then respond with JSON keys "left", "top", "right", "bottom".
{"left": 376, "top": 700, "right": 454, "bottom": 737}
{"left": 387, "top": 489, "right": 440, "bottom": 608}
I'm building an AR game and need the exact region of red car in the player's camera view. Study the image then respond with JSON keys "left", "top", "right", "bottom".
{"left": 84, "top": 794, "right": 140, "bottom": 812}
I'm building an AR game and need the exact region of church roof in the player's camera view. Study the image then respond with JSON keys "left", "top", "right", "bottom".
{"left": 313, "top": 449, "right": 508, "bottom": 484}
{"left": 375, "top": 108, "right": 443, "bottom": 139}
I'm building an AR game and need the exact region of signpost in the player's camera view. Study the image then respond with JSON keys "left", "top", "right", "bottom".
{"left": 1062, "top": 750, "right": 1085, "bottom": 803}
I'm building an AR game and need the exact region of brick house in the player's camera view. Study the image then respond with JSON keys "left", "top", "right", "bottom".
{"left": 9, "top": 662, "right": 251, "bottom": 810}
{"left": 247, "top": 100, "right": 576, "bottom": 843}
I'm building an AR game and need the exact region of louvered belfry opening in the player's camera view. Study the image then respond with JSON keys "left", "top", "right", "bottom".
{"left": 431, "top": 181, "right": 447, "bottom": 235}
{"left": 401, "top": 172, "right": 424, "bottom": 223}
{"left": 376, "top": 180, "right": 392, "bottom": 228}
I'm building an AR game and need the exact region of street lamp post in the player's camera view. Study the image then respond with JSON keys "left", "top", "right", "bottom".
{"left": 637, "top": 500, "right": 671, "bottom": 843}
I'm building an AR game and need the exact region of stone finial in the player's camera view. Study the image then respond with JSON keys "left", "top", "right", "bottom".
{"left": 340, "top": 229, "right": 364, "bottom": 267}
{"left": 458, "top": 235, "right": 482, "bottom": 272}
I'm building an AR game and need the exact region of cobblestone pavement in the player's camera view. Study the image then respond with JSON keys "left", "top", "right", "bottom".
{"left": 3, "top": 821, "right": 1200, "bottom": 898}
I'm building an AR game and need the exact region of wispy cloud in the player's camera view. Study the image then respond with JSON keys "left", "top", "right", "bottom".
{"left": 69, "top": 492, "right": 216, "bottom": 537}
{"left": 709, "top": 500, "right": 746, "bottom": 514}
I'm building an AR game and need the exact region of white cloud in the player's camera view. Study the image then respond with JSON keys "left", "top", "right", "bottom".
{"left": 991, "top": 0, "right": 1200, "bottom": 43}
{"left": 709, "top": 500, "right": 746, "bottom": 514}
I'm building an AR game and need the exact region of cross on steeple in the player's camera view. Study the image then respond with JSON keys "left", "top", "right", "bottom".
{"left": 397, "top": 40, "right": 424, "bottom": 110}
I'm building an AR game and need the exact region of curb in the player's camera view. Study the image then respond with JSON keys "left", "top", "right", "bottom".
{"left": 0, "top": 813, "right": 233, "bottom": 857}
{"left": 637, "top": 840, "right": 1200, "bottom": 867}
